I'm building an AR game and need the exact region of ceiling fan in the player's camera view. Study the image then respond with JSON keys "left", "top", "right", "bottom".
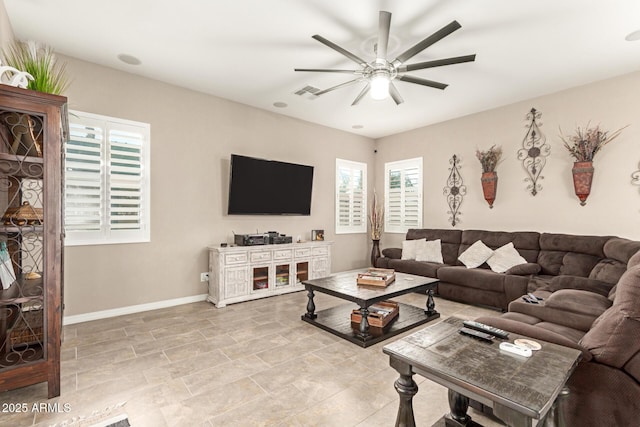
{"left": 295, "top": 11, "right": 476, "bottom": 105}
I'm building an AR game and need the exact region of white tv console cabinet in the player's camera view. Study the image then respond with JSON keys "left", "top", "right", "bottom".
{"left": 208, "top": 241, "right": 332, "bottom": 307}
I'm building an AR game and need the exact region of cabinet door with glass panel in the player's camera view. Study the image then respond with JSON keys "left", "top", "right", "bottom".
{"left": 0, "top": 85, "right": 66, "bottom": 398}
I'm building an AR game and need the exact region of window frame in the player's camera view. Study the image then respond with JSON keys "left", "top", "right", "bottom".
{"left": 384, "top": 157, "right": 423, "bottom": 234}
{"left": 335, "top": 158, "right": 367, "bottom": 234}
{"left": 64, "top": 110, "right": 151, "bottom": 246}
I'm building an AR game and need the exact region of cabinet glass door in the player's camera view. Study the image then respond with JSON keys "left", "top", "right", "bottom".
{"left": 296, "top": 261, "right": 309, "bottom": 284}
{"left": 0, "top": 109, "right": 45, "bottom": 368}
{"left": 275, "top": 263, "right": 290, "bottom": 287}
{"left": 252, "top": 266, "right": 269, "bottom": 291}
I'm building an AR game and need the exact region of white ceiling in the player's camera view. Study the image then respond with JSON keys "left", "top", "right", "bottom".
{"left": 5, "top": 0, "right": 640, "bottom": 138}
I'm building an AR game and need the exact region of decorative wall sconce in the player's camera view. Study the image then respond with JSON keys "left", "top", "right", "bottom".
{"left": 517, "top": 108, "right": 550, "bottom": 196}
{"left": 443, "top": 154, "right": 466, "bottom": 226}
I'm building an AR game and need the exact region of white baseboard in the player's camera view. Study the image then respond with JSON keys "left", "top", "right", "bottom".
{"left": 63, "top": 294, "right": 209, "bottom": 325}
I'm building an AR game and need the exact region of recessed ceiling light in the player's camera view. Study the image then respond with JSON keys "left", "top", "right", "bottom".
{"left": 352, "top": 125, "right": 364, "bottom": 129}
{"left": 273, "top": 102, "right": 288, "bottom": 108}
{"left": 117, "top": 54, "right": 141, "bottom": 65}
{"left": 625, "top": 30, "right": 640, "bottom": 41}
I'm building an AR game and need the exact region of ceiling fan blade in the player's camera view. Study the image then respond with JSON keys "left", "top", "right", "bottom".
{"left": 315, "top": 78, "right": 363, "bottom": 96}
{"left": 393, "top": 20, "right": 462, "bottom": 65}
{"left": 294, "top": 68, "right": 361, "bottom": 74}
{"left": 312, "top": 35, "right": 369, "bottom": 67}
{"left": 389, "top": 82, "right": 404, "bottom": 105}
{"left": 376, "top": 11, "right": 392, "bottom": 62}
{"left": 397, "top": 75, "right": 448, "bottom": 90}
{"left": 398, "top": 54, "right": 476, "bottom": 72}
{"left": 351, "top": 83, "right": 370, "bottom": 106}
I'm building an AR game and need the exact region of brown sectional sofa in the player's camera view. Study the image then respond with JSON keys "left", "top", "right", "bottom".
{"left": 375, "top": 228, "right": 640, "bottom": 426}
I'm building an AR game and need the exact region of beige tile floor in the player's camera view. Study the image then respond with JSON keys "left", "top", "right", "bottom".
{"left": 1, "top": 292, "right": 507, "bottom": 426}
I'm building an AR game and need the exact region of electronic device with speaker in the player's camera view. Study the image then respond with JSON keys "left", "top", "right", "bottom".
{"left": 234, "top": 233, "right": 269, "bottom": 246}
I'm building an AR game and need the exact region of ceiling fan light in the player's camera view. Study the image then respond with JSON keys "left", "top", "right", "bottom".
{"left": 370, "top": 75, "right": 390, "bottom": 100}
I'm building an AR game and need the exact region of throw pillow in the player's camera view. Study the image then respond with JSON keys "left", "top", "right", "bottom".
{"left": 415, "top": 239, "right": 444, "bottom": 263}
{"left": 486, "top": 242, "right": 527, "bottom": 273}
{"left": 401, "top": 238, "right": 426, "bottom": 260}
{"left": 458, "top": 240, "right": 493, "bottom": 268}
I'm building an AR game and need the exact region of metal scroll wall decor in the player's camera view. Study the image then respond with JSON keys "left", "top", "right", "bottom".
{"left": 517, "top": 108, "right": 550, "bottom": 196}
{"left": 443, "top": 154, "right": 466, "bottom": 226}
{"left": 633, "top": 162, "right": 640, "bottom": 190}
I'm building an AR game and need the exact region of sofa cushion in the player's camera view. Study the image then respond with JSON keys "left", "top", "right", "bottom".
{"left": 559, "top": 253, "right": 601, "bottom": 277}
{"left": 401, "top": 238, "right": 425, "bottom": 260}
{"left": 475, "top": 315, "right": 592, "bottom": 361}
{"left": 538, "top": 233, "right": 609, "bottom": 276}
{"left": 580, "top": 265, "right": 640, "bottom": 375}
{"left": 629, "top": 250, "right": 640, "bottom": 268}
{"left": 508, "top": 291, "right": 603, "bottom": 332}
{"left": 486, "top": 243, "right": 527, "bottom": 273}
{"left": 505, "top": 263, "right": 541, "bottom": 276}
{"left": 604, "top": 238, "right": 640, "bottom": 264}
{"left": 589, "top": 259, "right": 628, "bottom": 285}
{"left": 458, "top": 240, "right": 493, "bottom": 268}
{"left": 437, "top": 266, "right": 506, "bottom": 293}
{"left": 544, "top": 289, "right": 612, "bottom": 317}
{"left": 548, "top": 275, "right": 613, "bottom": 297}
{"left": 386, "top": 258, "right": 441, "bottom": 278}
{"left": 415, "top": 239, "right": 443, "bottom": 263}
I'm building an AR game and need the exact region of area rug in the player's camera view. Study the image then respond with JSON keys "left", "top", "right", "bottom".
{"left": 49, "top": 401, "right": 129, "bottom": 427}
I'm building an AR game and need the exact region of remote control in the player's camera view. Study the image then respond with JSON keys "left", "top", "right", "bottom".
{"left": 499, "top": 342, "right": 532, "bottom": 357}
{"left": 528, "top": 293, "right": 543, "bottom": 301}
{"left": 463, "top": 320, "right": 509, "bottom": 339}
{"left": 459, "top": 327, "right": 494, "bottom": 342}
{"left": 522, "top": 296, "right": 539, "bottom": 304}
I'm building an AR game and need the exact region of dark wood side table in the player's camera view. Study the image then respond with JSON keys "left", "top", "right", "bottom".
{"left": 383, "top": 316, "right": 582, "bottom": 427}
{"left": 301, "top": 271, "right": 439, "bottom": 347}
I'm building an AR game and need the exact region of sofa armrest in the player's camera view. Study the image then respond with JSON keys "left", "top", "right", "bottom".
{"left": 381, "top": 248, "right": 402, "bottom": 259}
{"left": 505, "top": 263, "right": 541, "bottom": 276}
{"left": 549, "top": 275, "right": 613, "bottom": 297}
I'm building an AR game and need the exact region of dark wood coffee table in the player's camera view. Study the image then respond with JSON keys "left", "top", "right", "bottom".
{"left": 383, "top": 316, "right": 582, "bottom": 427}
{"left": 301, "top": 271, "right": 439, "bottom": 347}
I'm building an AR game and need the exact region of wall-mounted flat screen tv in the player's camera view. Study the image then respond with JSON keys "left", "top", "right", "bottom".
{"left": 227, "top": 154, "right": 314, "bottom": 215}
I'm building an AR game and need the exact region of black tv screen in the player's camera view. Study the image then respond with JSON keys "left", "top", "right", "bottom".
{"left": 227, "top": 154, "right": 314, "bottom": 215}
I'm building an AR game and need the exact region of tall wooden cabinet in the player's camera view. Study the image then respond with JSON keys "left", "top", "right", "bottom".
{"left": 0, "top": 85, "right": 67, "bottom": 398}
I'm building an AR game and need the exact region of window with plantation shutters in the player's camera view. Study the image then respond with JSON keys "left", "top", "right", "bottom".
{"left": 335, "top": 159, "right": 367, "bottom": 234}
{"left": 65, "top": 111, "right": 150, "bottom": 245}
{"left": 384, "top": 157, "right": 422, "bottom": 233}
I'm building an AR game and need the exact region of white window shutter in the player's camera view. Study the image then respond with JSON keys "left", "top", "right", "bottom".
{"left": 65, "top": 111, "right": 150, "bottom": 246}
{"left": 336, "top": 159, "right": 367, "bottom": 234}
{"left": 384, "top": 158, "right": 423, "bottom": 233}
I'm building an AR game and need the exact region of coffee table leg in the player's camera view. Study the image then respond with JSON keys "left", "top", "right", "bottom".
{"left": 390, "top": 358, "right": 417, "bottom": 427}
{"left": 425, "top": 289, "right": 438, "bottom": 316}
{"left": 446, "top": 389, "right": 472, "bottom": 426}
{"left": 304, "top": 289, "right": 317, "bottom": 319}
{"left": 358, "top": 306, "right": 371, "bottom": 339}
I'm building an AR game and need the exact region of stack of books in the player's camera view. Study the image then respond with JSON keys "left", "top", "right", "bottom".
{"left": 356, "top": 268, "right": 396, "bottom": 287}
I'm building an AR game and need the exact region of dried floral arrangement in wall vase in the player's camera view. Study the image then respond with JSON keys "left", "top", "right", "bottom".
{"left": 560, "top": 123, "right": 627, "bottom": 206}
{"left": 517, "top": 108, "right": 549, "bottom": 196}
{"left": 476, "top": 145, "right": 502, "bottom": 208}
{"left": 443, "top": 154, "right": 466, "bottom": 226}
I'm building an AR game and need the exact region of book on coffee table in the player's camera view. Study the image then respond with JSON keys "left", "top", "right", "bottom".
{"left": 357, "top": 268, "right": 396, "bottom": 287}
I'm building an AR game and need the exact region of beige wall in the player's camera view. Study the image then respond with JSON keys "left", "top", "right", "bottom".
{"left": 62, "top": 56, "right": 375, "bottom": 316}
{"left": 0, "top": 0, "right": 14, "bottom": 49}
{"left": 376, "top": 71, "right": 640, "bottom": 249}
